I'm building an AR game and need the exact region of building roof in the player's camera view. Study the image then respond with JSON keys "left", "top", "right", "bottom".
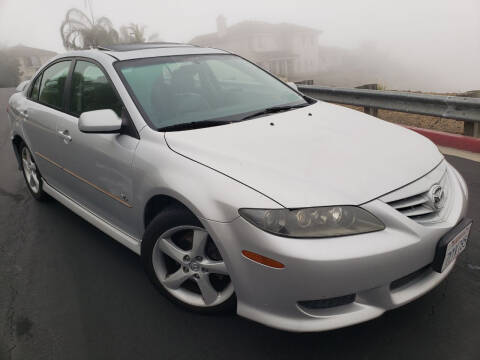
{"left": 191, "top": 21, "right": 321, "bottom": 45}
{"left": 6, "top": 45, "right": 57, "bottom": 57}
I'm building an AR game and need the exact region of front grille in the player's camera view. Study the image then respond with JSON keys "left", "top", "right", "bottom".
{"left": 387, "top": 192, "right": 436, "bottom": 219}
{"left": 381, "top": 162, "right": 451, "bottom": 224}
{"left": 298, "top": 294, "right": 356, "bottom": 309}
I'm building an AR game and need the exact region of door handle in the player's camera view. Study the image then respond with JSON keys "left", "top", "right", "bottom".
{"left": 57, "top": 129, "right": 72, "bottom": 143}
{"left": 21, "top": 110, "right": 28, "bottom": 118}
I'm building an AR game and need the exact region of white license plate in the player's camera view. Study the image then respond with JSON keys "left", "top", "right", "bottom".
{"left": 440, "top": 223, "right": 471, "bottom": 272}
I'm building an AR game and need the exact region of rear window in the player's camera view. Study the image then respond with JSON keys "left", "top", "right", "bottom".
{"left": 29, "top": 76, "right": 41, "bottom": 101}
{"left": 38, "top": 61, "right": 71, "bottom": 110}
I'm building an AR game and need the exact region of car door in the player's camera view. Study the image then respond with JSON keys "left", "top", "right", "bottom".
{"left": 55, "top": 59, "right": 140, "bottom": 237}
{"left": 21, "top": 60, "right": 72, "bottom": 190}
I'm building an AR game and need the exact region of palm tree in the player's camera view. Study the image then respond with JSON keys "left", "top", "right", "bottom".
{"left": 119, "top": 23, "right": 160, "bottom": 44}
{"left": 60, "top": 0, "right": 159, "bottom": 50}
{"left": 60, "top": 8, "right": 119, "bottom": 50}
{"left": 120, "top": 23, "right": 146, "bottom": 43}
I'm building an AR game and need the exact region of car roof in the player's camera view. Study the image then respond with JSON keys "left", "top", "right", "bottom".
{"left": 59, "top": 43, "right": 229, "bottom": 62}
{"left": 96, "top": 42, "right": 192, "bottom": 52}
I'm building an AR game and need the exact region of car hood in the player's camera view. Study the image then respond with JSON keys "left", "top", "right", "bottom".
{"left": 165, "top": 101, "right": 443, "bottom": 208}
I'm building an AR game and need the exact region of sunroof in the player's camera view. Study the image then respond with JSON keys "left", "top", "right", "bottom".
{"left": 98, "top": 42, "right": 194, "bottom": 52}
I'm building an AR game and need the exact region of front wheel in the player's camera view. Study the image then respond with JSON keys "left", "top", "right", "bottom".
{"left": 142, "top": 206, "right": 236, "bottom": 313}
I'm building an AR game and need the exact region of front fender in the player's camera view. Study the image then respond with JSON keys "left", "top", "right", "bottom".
{"left": 132, "top": 128, "right": 281, "bottom": 234}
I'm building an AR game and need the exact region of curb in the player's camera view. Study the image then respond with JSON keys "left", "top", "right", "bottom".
{"left": 405, "top": 126, "right": 480, "bottom": 154}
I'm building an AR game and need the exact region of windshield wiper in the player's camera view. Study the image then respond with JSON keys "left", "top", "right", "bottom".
{"left": 158, "top": 103, "right": 311, "bottom": 131}
{"left": 240, "top": 103, "right": 310, "bottom": 121}
{"left": 158, "top": 120, "right": 233, "bottom": 132}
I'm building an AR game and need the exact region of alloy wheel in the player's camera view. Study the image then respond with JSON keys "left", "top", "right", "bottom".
{"left": 22, "top": 147, "right": 40, "bottom": 194}
{"left": 152, "top": 225, "right": 234, "bottom": 307}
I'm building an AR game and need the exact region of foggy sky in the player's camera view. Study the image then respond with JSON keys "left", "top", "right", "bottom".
{"left": 1, "top": 0, "right": 479, "bottom": 92}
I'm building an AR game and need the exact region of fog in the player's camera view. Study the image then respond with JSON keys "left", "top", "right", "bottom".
{"left": 1, "top": 0, "right": 479, "bottom": 92}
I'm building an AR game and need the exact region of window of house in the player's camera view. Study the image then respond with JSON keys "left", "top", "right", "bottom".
{"left": 205, "top": 58, "right": 259, "bottom": 84}
{"left": 23, "top": 56, "right": 32, "bottom": 67}
{"left": 31, "top": 56, "right": 40, "bottom": 67}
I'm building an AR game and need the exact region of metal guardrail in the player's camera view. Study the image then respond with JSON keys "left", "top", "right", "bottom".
{"left": 297, "top": 85, "right": 480, "bottom": 137}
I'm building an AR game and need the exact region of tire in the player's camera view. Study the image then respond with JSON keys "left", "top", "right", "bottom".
{"left": 19, "top": 143, "right": 48, "bottom": 201}
{"left": 142, "top": 205, "right": 236, "bottom": 314}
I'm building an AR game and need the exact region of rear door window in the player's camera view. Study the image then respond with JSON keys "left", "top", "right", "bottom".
{"left": 29, "top": 75, "right": 42, "bottom": 101}
{"left": 38, "top": 61, "right": 72, "bottom": 110}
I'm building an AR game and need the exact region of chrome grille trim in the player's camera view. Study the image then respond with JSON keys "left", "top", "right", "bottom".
{"left": 388, "top": 193, "right": 430, "bottom": 211}
{"left": 401, "top": 205, "right": 435, "bottom": 217}
{"left": 380, "top": 161, "right": 452, "bottom": 224}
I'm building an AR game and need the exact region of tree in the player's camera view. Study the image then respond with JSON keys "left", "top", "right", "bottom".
{"left": 60, "top": 8, "right": 119, "bottom": 50}
{"left": 119, "top": 23, "right": 160, "bottom": 43}
{"left": 120, "top": 23, "right": 146, "bottom": 43}
{"left": 60, "top": 0, "right": 160, "bottom": 50}
{"left": 0, "top": 50, "right": 21, "bottom": 87}
{"left": 61, "top": 9, "right": 160, "bottom": 50}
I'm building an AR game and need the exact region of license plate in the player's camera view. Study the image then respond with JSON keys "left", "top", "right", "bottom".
{"left": 433, "top": 219, "right": 472, "bottom": 273}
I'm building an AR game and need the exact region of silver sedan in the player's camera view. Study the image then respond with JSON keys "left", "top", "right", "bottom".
{"left": 7, "top": 43, "right": 471, "bottom": 332}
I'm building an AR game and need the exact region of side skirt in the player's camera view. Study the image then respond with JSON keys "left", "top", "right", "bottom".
{"left": 43, "top": 182, "right": 141, "bottom": 255}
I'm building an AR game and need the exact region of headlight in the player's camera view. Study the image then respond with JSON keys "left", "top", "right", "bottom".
{"left": 239, "top": 206, "right": 384, "bottom": 238}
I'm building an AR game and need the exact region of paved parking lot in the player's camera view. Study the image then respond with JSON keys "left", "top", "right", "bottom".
{"left": 1, "top": 88, "right": 479, "bottom": 360}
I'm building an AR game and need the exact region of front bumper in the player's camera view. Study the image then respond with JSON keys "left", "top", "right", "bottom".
{"left": 203, "top": 162, "right": 469, "bottom": 332}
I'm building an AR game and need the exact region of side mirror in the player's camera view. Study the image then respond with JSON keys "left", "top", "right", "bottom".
{"left": 287, "top": 82, "right": 298, "bottom": 91}
{"left": 16, "top": 80, "right": 30, "bottom": 92}
{"left": 78, "top": 109, "right": 122, "bottom": 133}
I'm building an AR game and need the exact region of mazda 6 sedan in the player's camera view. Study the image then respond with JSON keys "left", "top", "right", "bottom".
{"left": 7, "top": 43, "right": 471, "bottom": 332}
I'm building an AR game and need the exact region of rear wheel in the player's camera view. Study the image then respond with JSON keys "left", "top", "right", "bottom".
{"left": 142, "top": 206, "right": 235, "bottom": 313}
{"left": 20, "top": 144, "right": 47, "bottom": 201}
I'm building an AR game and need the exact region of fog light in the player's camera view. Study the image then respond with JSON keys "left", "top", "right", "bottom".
{"left": 298, "top": 294, "right": 356, "bottom": 309}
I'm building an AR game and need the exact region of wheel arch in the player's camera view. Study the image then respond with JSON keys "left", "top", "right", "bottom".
{"left": 143, "top": 194, "right": 196, "bottom": 231}
{"left": 11, "top": 135, "right": 25, "bottom": 170}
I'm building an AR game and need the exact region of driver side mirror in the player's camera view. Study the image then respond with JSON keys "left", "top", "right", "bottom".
{"left": 78, "top": 109, "right": 122, "bottom": 133}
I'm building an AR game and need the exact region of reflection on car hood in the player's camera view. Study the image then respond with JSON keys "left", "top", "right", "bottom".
{"left": 165, "top": 102, "right": 443, "bottom": 208}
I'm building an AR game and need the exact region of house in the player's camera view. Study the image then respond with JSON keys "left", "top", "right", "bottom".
{"left": 6, "top": 45, "right": 57, "bottom": 81}
{"left": 190, "top": 16, "right": 321, "bottom": 80}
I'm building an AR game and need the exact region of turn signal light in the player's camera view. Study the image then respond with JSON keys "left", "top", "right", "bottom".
{"left": 241, "top": 250, "right": 285, "bottom": 269}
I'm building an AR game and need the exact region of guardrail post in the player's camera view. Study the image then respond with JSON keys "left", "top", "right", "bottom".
{"left": 464, "top": 121, "right": 480, "bottom": 138}
{"left": 462, "top": 91, "right": 480, "bottom": 137}
{"left": 364, "top": 106, "right": 378, "bottom": 117}
{"left": 356, "top": 84, "right": 379, "bottom": 117}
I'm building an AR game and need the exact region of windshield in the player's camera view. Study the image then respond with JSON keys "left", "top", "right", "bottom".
{"left": 115, "top": 54, "right": 309, "bottom": 130}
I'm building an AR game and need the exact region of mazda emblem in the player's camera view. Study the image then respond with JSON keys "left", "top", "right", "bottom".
{"left": 429, "top": 184, "right": 445, "bottom": 210}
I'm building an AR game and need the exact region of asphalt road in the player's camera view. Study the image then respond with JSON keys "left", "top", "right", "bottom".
{"left": 0, "top": 88, "right": 479, "bottom": 360}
